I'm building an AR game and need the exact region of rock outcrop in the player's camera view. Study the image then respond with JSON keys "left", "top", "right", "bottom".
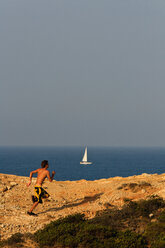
{"left": 0, "top": 172, "right": 165, "bottom": 240}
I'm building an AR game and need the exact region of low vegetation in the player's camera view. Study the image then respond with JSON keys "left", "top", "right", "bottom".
{"left": 117, "top": 181, "right": 151, "bottom": 191}
{"left": 0, "top": 233, "right": 24, "bottom": 247}
{"left": 1, "top": 196, "right": 165, "bottom": 248}
{"left": 34, "top": 214, "right": 146, "bottom": 248}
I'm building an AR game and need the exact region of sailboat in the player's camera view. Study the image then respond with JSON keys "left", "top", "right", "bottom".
{"left": 80, "top": 146, "right": 92, "bottom": 165}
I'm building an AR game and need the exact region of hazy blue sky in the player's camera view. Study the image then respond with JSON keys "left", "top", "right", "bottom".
{"left": 1, "top": 0, "right": 165, "bottom": 147}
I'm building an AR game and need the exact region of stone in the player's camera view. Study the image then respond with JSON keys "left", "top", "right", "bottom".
{"left": 151, "top": 219, "right": 157, "bottom": 223}
{"left": 10, "top": 182, "right": 18, "bottom": 186}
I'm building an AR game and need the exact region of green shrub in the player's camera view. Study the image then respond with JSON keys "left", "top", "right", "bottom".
{"left": 34, "top": 213, "right": 147, "bottom": 248}
{"left": 147, "top": 230, "right": 165, "bottom": 248}
{"left": 158, "top": 210, "right": 165, "bottom": 223}
{"left": 118, "top": 197, "right": 165, "bottom": 219}
{"left": 117, "top": 182, "right": 151, "bottom": 191}
{"left": 144, "top": 221, "right": 165, "bottom": 248}
{"left": 136, "top": 197, "right": 165, "bottom": 217}
{"left": 140, "top": 181, "right": 151, "bottom": 187}
{"left": 35, "top": 214, "right": 85, "bottom": 247}
{"left": 0, "top": 233, "right": 24, "bottom": 247}
{"left": 145, "top": 222, "right": 165, "bottom": 241}
{"left": 129, "top": 183, "right": 138, "bottom": 189}
{"left": 115, "top": 230, "right": 147, "bottom": 248}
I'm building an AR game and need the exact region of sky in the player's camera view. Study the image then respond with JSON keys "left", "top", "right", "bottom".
{"left": 0, "top": 0, "right": 165, "bottom": 147}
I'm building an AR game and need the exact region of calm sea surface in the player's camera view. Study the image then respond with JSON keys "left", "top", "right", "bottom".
{"left": 0, "top": 147, "right": 165, "bottom": 181}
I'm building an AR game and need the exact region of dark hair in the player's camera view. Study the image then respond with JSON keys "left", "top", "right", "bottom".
{"left": 41, "top": 160, "right": 48, "bottom": 168}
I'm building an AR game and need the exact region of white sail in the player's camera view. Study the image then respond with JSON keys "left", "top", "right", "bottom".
{"left": 80, "top": 146, "right": 92, "bottom": 165}
{"left": 82, "top": 147, "right": 87, "bottom": 162}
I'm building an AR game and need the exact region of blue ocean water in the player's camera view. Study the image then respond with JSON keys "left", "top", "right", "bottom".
{"left": 0, "top": 147, "right": 165, "bottom": 181}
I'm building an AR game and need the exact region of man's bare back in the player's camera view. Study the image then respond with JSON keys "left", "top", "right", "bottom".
{"left": 35, "top": 168, "right": 49, "bottom": 186}
{"left": 27, "top": 166, "right": 55, "bottom": 187}
{"left": 35, "top": 168, "right": 55, "bottom": 186}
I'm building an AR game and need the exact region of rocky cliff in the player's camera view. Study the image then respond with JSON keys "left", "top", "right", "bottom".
{"left": 0, "top": 173, "right": 165, "bottom": 240}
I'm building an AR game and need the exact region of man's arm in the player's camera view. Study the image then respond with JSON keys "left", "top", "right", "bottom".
{"left": 47, "top": 171, "right": 55, "bottom": 182}
{"left": 27, "top": 169, "right": 39, "bottom": 187}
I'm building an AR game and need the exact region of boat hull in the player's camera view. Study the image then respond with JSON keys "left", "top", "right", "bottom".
{"left": 80, "top": 162, "right": 92, "bottom": 165}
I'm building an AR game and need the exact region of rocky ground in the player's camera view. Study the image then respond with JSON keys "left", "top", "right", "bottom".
{"left": 1, "top": 173, "right": 165, "bottom": 241}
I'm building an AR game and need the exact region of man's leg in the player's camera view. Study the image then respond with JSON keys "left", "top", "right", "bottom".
{"left": 28, "top": 201, "right": 39, "bottom": 213}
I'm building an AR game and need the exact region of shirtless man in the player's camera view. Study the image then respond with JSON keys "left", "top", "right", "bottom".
{"left": 27, "top": 160, "right": 55, "bottom": 216}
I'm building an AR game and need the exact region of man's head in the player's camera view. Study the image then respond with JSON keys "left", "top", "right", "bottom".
{"left": 41, "top": 160, "right": 49, "bottom": 168}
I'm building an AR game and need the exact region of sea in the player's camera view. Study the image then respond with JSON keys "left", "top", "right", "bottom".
{"left": 0, "top": 146, "right": 165, "bottom": 181}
